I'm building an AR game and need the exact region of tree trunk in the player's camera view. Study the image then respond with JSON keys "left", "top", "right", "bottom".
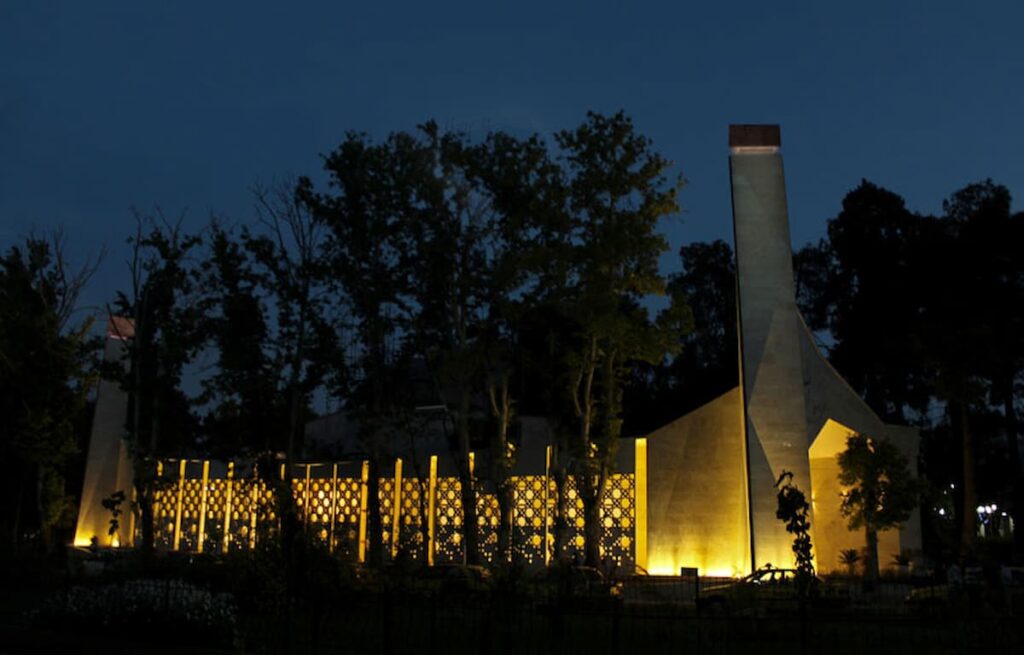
{"left": 956, "top": 399, "right": 977, "bottom": 559}
{"left": 582, "top": 474, "right": 603, "bottom": 568}
{"left": 137, "top": 478, "right": 155, "bottom": 554}
{"left": 418, "top": 474, "right": 431, "bottom": 563}
{"left": 865, "top": 527, "right": 880, "bottom": 588}
{"left": 489, "top": 379, "right": 515, "bottom": 563}
{"left": 496, "top": 479, "right": 514, "bottom": 563}
{"left": 456, "top": 390, "right": 480, "bottom": 564}
{"left": 552, "top": 448, "right": 568, "bottom": 563}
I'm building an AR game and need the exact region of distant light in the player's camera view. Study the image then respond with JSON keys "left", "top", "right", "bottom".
{"left": 938, "top": 508, "right": 946, "bottom": 516}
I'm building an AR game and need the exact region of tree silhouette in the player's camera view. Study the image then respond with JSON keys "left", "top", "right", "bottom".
{"left": 838, "top": 433, "right": 920, "bottom": 585}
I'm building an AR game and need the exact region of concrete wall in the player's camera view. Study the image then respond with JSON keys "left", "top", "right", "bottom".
{"left": 646, "top": 388, "right": 750, "bottom": 576}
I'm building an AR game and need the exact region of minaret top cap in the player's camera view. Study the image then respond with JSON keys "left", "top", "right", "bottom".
{"left": 107, "top": 315, "right": 135, "bottom": 340}
{"left": 729, "top": 125, "right": 781, "bottom": 152}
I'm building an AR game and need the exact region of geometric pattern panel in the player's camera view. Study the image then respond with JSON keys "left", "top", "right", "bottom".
{"left": 148, "top": 460, "right": 637, "bottom": 568}
{"left": 512, "top": 475, "right": 553, "bottom": 565}
{"left": 434, "top": 477, "right": 464, "bottom": 564}
{"left": 200, "top": 478, "right": 230, "bottom": 553}
{"left": 398, "top": 478, "right": 425, "bottom": 559}
{"left": 379, "top": 479, "right": 395, "bottom": 560}
{"left": 331, "top": 477, "right": 362, "bottom": 560}
{"left": 559, "top": 475, "right": 586, "bottom": 561}
{"left": 599, "top": 473, "right": 635, "bottom": 569}
{"left": 476, "top": 491, "right": 500, "bottom": 563}
{"left": 153, "top": 479, "right": 177, "bottom": 551}
{"left": 305, "top": 475, "right": 336, "bottom": 548}
{"left": 176, "top": 478, "right": 204, "bottom": 552}
{"left": 225, "top": 478, "right": 255, "bottom": 552}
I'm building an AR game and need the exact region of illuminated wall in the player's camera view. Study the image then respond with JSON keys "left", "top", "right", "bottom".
{"left": 646, "top": 388, "right": 751, "bottom": 577}
{"left": 809, "top": 419, "right": 920, "bottom": 573}
{"left": 142, "top": 451, "right": 640, "bottom": 568}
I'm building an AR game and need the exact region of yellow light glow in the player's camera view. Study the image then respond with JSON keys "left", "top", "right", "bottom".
{"left": 427, "top": 455, "right": 438, "bottom": 566}
{"left": 634, "top": 438, "right": 648, "bottom": 573}
{"left": 357, "top": 460, "right": 369, "bottom": 563}
{"left": 392, "top": 458, "right": 403, "bottom": 559}
{"left": 646, "top": 561, "right": 743, "bottom": 578}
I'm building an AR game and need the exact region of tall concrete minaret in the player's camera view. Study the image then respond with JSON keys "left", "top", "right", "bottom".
{"left": 729, "top": 125, "right": 812, "bottom": 569}
{"left": 73, "top": 317, "right": 135, "bottom": 548}
{"left": 644, "top": 125, "right": 920, "bottom": 576}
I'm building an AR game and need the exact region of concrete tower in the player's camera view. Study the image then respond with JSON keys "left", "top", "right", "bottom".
{"left": 730, "top": 125, "right": 813, "bottom": 569}
{"left": 644, "top": 125, "right": 921, "bottom": 576}
{"left": 73, "top": 317, "right": 135, "bottom": 548}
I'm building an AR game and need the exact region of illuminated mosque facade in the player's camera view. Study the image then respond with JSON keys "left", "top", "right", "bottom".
{"left": 74, "top": 125, "right": 921, "bottom": 576}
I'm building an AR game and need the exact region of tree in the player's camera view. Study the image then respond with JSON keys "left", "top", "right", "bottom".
{"left": 552, "top": 111, "right": 689, "bottom": 566}
{"left": 246, "top": 180, "right": 338, "bottom": 469}
{"left": 934, "top": 181, "right": 1023, "bottom": 560}
{"left": 198, "top": 222, "right": 287, "bottom": 457}
{"left": 460, "top": 129, "right": 562, "bottom": 564}
{"left": 112, "top": 211, "right": 204, "bottom": 554}
{"left": 298, "top": 131, "right": 422, "bottom": 565}
{"left": 838, "top": 433, "right": 920, "bottom": 585}
{"left": 0, "top": 234, "right": 99, "bottom": 552}
{"left": 839, "top": 548, "right": 860, "bottom": 577}
{"left": 794, "top": 179, "right": 1024, "bottom": 562}
{"left": 624, "top": 239, "right": 734, "bottom": 435}
{"left": 794, "top": 181, "right": 933, "bottom": 424}
{"left": 775, "top": 470, "right": 815, "bottom": 586}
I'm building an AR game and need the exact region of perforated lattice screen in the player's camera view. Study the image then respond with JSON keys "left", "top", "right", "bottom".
{"left": 476, "top": 491, "right": 500, "bottom": 563}
{"left": 512, "top": 475, "right": 554, "bottom": 565}
{"left": 398, "top": 478, "right": 425, "bottom": 558}
{"left": 149, "top": 459, "right": 636, "bottom": 570}
{"left": 434, "top": 477, "right": 464, "bottom": 564}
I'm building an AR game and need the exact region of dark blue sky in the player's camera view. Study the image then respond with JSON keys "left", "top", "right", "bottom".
{"left": 3, "top": 1, "right": 1022, "bottom": 317}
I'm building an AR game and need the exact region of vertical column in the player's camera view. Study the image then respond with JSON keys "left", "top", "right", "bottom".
{"left": 392, "top": 458, "right": 403, "bottom": 559}
{"left": 427, "top": 455, "right": 438, "bottom": 567}
{"left": 329, "top": 463, "right": 339, "bottom": 554}
{"left": 358, "top": 460, "right": 369, "bottom": 563}
{"left": 197, "top": 460, "right": 210, "bottom": 553}
{"left": 222, "top": 462, "right": 235, "bottom": 554}
{"left": 634, "top": 438, "right": 648, "bottom": 573}
{"left": 172, "top": 459, "right": 186, "bottom": 552}
{"left": 730, "top": 124, "right": 811, "bottom": 570}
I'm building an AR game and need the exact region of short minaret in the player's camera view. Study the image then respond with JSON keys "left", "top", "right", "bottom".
{"left": 73, "top": 317, "right": 135, "bottom": 548}
{"left": 729, "top": 125, "right": 812, "bottom": 570}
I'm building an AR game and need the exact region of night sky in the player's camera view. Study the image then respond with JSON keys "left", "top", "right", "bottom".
{"left": 3, "top": 1, "right": 1022, "bottom": 318}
